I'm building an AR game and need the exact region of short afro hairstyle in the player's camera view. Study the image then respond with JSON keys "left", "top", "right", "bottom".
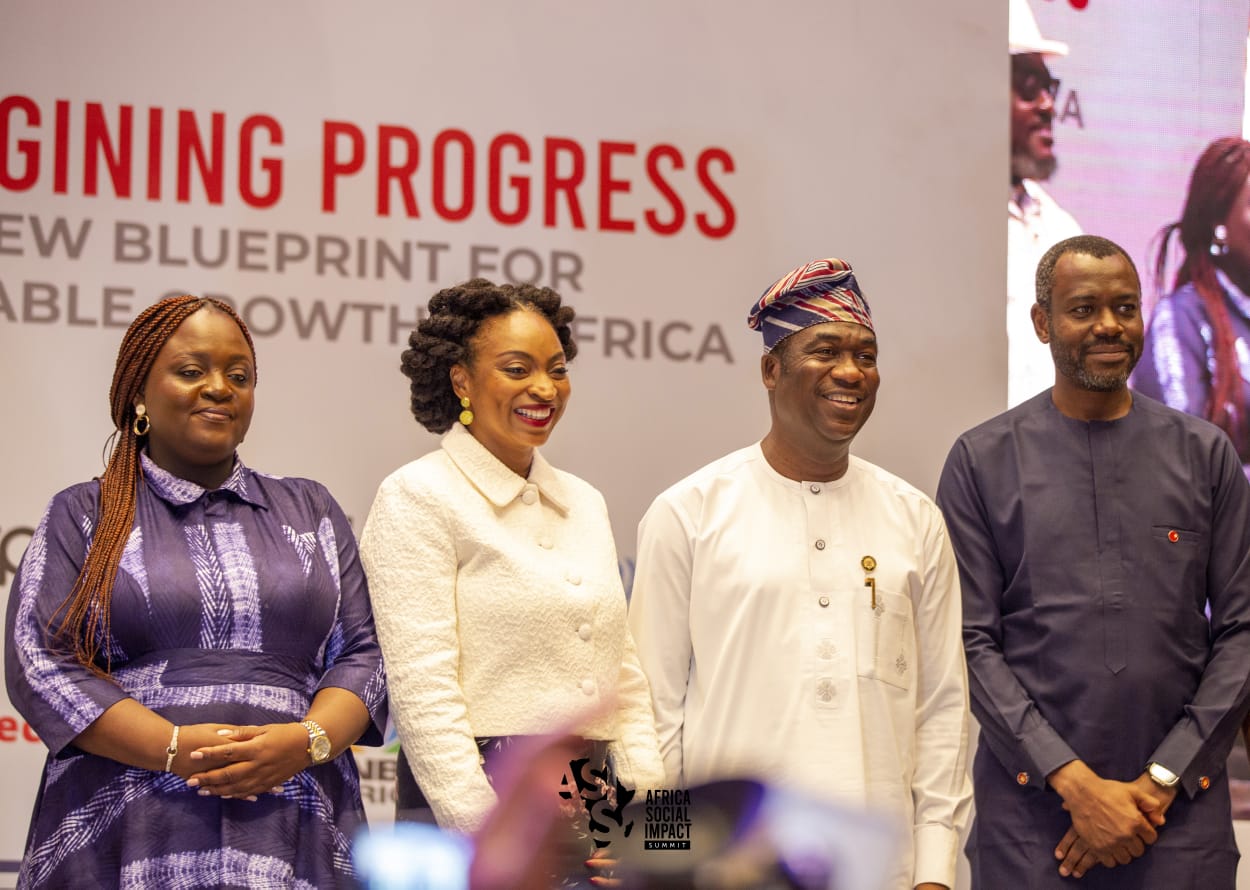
{"left": 402, "top": 278, "right": 577, "bottom": 433}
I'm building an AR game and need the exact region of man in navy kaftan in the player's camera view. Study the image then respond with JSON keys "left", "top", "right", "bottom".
{"left": 938, "top": 235, "right": 1250, "bottom": 888}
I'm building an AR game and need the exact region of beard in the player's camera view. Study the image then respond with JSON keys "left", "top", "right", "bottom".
{"left": 1011, "top": 151, "right": 1058, "bottom": 183}
{"left": 1049, "top": 335, "right": 1141, "bottom": 392}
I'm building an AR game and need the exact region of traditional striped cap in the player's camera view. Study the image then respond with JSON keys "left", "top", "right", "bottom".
{"left": 748, "top": 257, "right": 873, "bottom": 351}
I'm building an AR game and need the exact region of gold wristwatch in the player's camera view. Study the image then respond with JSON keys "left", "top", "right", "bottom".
{"left": 302, "top": 720, "right": 332, "bottom": 765}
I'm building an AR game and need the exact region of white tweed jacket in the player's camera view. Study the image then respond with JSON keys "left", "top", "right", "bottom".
{"left": 359, "top": 424, "right": 664, "bottom": 833}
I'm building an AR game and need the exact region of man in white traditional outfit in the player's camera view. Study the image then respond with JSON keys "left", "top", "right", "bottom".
{"left": 628, "top": 257, "right": 972, "bottom": 890}
{"left": 1008, "top": 0, "right": 1082, "bottom": 406}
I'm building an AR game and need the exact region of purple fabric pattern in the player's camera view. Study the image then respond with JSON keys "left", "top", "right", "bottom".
{"left": 5, "top": 453, "right": 387, "bottom": 889}
{"left": 1132, "top": 271, "right": 1250, "bottom": 469}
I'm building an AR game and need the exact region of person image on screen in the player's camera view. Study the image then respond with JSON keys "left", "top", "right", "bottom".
{"left": 1008, "top": 0, "right": 1082, "bottom": 406}
{"left": 938, "top": 235, "right": 1250, "bottom": 887}
{"left": 1133, "top": 136, "right": 1250, "bottom": 474}
{"left": 5, "top": 294, "right": 387, "bottom": 889}
{"left": 358, "top": 279, "right": 663, "bottom": 883}
{"left": 627, "top": 258, "right": 972, "bottom": 890}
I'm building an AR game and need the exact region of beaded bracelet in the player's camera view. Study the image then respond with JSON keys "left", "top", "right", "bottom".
{"left": 164, "top": 725, "right": 180, "bottom": 772}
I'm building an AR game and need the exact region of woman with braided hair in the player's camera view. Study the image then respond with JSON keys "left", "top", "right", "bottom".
{"left": 359, "top": 278, "right": 662, "bottom": 884}
{"left": 5, "top": 295, "right": 386, "bottom": 888}
{"left": 1133, "top": 136, "right": 1250, "bottom": 472}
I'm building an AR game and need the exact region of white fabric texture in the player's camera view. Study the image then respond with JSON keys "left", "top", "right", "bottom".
{"left": 628, "top": 444, "right": 971, "bottom": 890}
{"left": 360, "top": 424, "right": 663, "bottom": 833}
{"left": 1008, "top": 178, "right": 1082, "bottom": 407}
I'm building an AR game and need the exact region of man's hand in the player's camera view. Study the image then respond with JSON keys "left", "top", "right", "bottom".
{"left": 1047, "top": 760, "right": 1160, "bottom": 875}
{"left": 1052, "top": 772, "right": 1174, "bottom": 878}
{"left": 1054, "top": 827, "right": 1104, "bottom": 878}
{"left": 1130, "top": 772, "right": 1177, "bottom": 825}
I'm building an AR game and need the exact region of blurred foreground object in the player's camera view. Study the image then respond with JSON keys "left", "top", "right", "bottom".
{"left": 355, "top": 741, "right": 901, "bottom": 890}
{"left": 613, "top": 779, "right": 901, "bottom": 890}
{"left": 354, "top": 824, "right": 472, "bottom": 890}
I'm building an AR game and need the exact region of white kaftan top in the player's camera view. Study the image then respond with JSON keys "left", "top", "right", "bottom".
{"left": 628, "top": 444, "right": 971, "bottom": 890}
{"left": 1008, "top": 178, "right": 1081, "bottom": 407}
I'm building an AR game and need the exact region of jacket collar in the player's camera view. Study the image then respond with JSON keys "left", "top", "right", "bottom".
{"left": 441, "top": 424, "right": 570, "bottom": 514}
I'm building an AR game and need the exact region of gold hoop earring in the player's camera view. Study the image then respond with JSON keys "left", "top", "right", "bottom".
{"left": 458, "top": 396, "right": 474, "bottom": 427}
{"left": 132, "top": 404, "right": 151, "bottom": 437}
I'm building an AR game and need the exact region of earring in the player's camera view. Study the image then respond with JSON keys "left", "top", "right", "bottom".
{"left": 458, "top": 396, "right": 474, "bottom": 427}
{"left": 132, "top": 404, "right": 150, "bottom": 437}
{"left": 1211, "top": 224, "right": 1230, "bottom": 257}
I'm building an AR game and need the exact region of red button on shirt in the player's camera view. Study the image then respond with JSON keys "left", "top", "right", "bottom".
{"left": 1168, "top": 530, "right": 1180, "bottom": 543}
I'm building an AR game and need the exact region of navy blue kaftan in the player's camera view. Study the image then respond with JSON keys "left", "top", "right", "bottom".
{"left": 937, "top": 392, "right": 1250, "bottom": 888}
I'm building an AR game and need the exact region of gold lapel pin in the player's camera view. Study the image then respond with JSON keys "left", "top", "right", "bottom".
{"left": 861, "top": 555, "right": 877, "bottom": 610}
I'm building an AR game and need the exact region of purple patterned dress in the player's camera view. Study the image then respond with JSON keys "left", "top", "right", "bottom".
{"left": 5, "top": 453, "right": 387, "bottom": 889}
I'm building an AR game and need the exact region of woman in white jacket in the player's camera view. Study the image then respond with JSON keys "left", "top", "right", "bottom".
{"left": 360, "top": 278, "right": 663, "bottom": 881}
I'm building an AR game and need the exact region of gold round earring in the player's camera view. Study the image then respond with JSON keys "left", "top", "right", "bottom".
{"left": 132, "top": 404, "right": 151, "bottom": 437}
{"left": 458, "top": 396, "right": 474, "bottom": 427}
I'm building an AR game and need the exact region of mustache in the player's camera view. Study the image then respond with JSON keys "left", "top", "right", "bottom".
{"left": 1081, "top": 337, "right": 1136, "bottom": 350}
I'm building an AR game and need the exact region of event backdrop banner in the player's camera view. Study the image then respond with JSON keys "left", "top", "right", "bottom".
{"left": 0, "top": 0, "right": 1003, "bottom": 882}
{"left": 1007, "top": 0, "right": 1250, "bottom": 402}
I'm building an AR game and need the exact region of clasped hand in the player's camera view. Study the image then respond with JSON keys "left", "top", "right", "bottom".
{"left": 1052, "top": 769, "right": 1175, "bottom": 879}
{"left": 177, "top": 722, "right": 310, "bottom": 802}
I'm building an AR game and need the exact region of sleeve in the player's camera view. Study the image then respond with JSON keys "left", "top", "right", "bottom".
{"left": 1148, "top": 435, "right": 1250, "bottom": 797}
{"left": 607, "top": 628, "right": 666, "bottom": 794}
{"left": 596, "top": 489, "right": 664, "bottom": 792}
{"left": 909, "top": 508, "right": 974, "bottom": 887}
{"left": 1131, "top": 292, "right": 1212, "bottom": 416}
{"left": 358, "top": 470, "right": 495, "bottom": 833}
{"left": 4, "top": 487, "right": 131, "bottom": 756}
{"left": 936, "top": 439, "right": 1078, "bottom": 789}
{"left": 626, "top": 492, "right": 695, "bottom": 786}
{"left": 313, "top": 488, "right": 387, "bottom": 746}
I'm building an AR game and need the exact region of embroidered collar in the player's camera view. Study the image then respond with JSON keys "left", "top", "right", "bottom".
{"left": 441, "top": 424, "right": 570, "bottom": 514}
{"left": 139, "top": 450, "right": 267, "bottom": 509}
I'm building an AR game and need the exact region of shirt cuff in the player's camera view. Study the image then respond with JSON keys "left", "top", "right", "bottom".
{"left": 1150, "top": 722, "right": 1209, "bottom": 798}
{"left": 913, "top": 822, "right": 959, "bottom": 888}
{"left": 50, "top": 684, "right": 131, "bottom": 758}
{"left": 430, "top": 780, "right": 498, "bottom": 835}
{"left": 1019, "top": 720, "right": 1079, "bottom": 790}
{"left": 609, "top": 739, "right": 665, "bottom": 795}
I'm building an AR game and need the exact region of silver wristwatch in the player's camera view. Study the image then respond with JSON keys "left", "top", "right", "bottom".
{"left": 1147, "top": 761, "right": 1179, "bottom": 789}
{"left": 302, "top": 720, "right": 332, "bottom": 765}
